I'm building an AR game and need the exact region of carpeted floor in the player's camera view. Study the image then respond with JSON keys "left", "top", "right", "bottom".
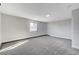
{"left": 0, "top": 36, "right": 79, "bottom": 55}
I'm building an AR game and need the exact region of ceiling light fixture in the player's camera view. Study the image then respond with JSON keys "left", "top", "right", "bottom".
{"left": 46, "top": 14, "right": 50, "bottom": 18}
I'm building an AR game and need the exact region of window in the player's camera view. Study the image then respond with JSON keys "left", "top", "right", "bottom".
{"left": 30, "top": 22, "right": 37, "bottom": 32}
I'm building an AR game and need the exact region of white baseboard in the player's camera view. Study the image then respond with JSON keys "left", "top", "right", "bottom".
{"left": 48, "top": 34, "right": 72, "bottom": 40}
{"left": 2, "top": 34, "right": 47, "bottom": 43}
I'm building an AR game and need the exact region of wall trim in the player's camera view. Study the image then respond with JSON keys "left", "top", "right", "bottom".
{"left": 48, "top": 34, "right": 72, "bottom": 40}
{"left": 2, "top": 34, "right": 48, "bottom": 44}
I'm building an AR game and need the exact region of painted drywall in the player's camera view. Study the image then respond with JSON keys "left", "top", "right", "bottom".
{"left": 47, "top": 19, "right": 72, "bottom": 39}
{"left": 72, "top": 8, "right": 79, "bottom": 49}
{"left": 2, "top": 14, "right": 47, "bottom": 42}
{"left": 0, "top": 13, "right": 1, "bottom": 48}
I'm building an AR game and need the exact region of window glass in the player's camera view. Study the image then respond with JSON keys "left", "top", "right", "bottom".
{"left": 30, "top": 22, "right": 37, "bottom": 32}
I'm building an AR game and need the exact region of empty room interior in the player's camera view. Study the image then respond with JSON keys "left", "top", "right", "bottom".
{"left": 0, "top": 3, "right": 79, "bottom": 55}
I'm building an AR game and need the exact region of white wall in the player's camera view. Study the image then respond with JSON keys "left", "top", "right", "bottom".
{"left": 47, "top": 20, "right": 72, "bottom": 39}
{"left": 0, "top": 13, "right": 1, "bottom": 48}
{"left": 2, "top": 14, "right": 47, "bottom": 42}
{"left": 72, "top": 8, "right": 79, "bottom": 49}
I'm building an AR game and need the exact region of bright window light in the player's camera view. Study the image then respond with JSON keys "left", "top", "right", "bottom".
{"left": 30, "top": 22, "right": 37, "bottom": 32}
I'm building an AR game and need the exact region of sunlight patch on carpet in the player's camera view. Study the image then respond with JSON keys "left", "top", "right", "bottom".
{"left": 0, "top": 40, "right": 29, "bottom": 53}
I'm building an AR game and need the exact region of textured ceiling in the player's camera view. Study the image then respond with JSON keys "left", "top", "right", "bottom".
{"left": 0, "top": 3, "right": 79, "bottom": 22}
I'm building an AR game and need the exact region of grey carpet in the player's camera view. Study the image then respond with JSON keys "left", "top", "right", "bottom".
{"left": 0, "top": 36, "right": 79, "bottom": 55}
